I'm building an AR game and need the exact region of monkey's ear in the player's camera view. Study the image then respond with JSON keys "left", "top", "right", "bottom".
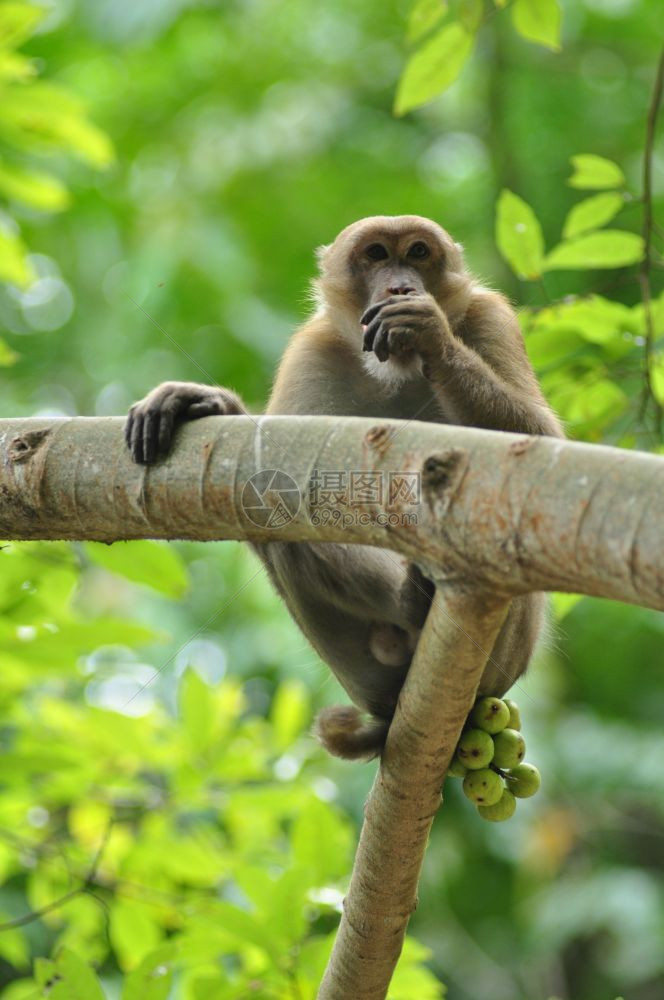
{"left": 451, "top": 240, "right": 467, "bottom": 270}
{"left": 315, "top": 244, "right": 331, "bottom": 269}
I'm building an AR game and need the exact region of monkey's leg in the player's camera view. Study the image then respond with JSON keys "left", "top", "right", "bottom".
{"left": 476, "top": 592, "right": 548, "bottom": 695}
{"left": 259, "top": 541, "right": 432, "bottom": 633}
{"left": 256, "top": 543, "right": 434, "bottom": 760}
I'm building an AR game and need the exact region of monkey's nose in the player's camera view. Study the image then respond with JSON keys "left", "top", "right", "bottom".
{"left": 387, "top": 284, "right": 417, "bottom": 296}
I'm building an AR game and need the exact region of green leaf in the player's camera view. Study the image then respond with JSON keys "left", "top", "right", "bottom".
{"left": 48, "top": 949, "right": 106, "bottom": 1000}
{"left": 394, "top": 23, "right": 474, "bottom": 115}
{"left": 0, "top": 336, "right": 18, "bottom": 365}
{"left": 544, "top": 231, "right": 644, "bottom": 270}
{"left": 207, "top": 900, "right": 282, "bottom": 962}
{"left": 389, "top": 936, "right": 445, "bottom": 998}
{"left": 68, "top": 799, "right": 112, "bottom": 848}
{"left": 511, "top": 0, "right": 561, "bottom": 50}
{"left": 0, "top": 2, "right": 44, "bottom": 50}
{"left": 122, "top": 945, "right": 175, "bottom": 1000}
{"left": 0, "top": 83, "right": 114, "bottom": 167}
{"left": 0, "top": 49, "right": 36, "bottom": 81}
{"left": 179, "top": 667, "right": 216, "bottom": 752}
{"left": 270, "top": 679, "right": 309, "bottom": 750}
{"left": 0, "top": 918, "right": 28, "bottom": 967}
{"left": 495, "top": 189, "right": 545, "bottom": 279}
{"left": 551, "top": 593, "right": 584, "bottom": 619}
{"left": 0, "top": 980, "right": 41, "bottom": 999}
{"left": 0, "top": 619, "right": 159, "bottom": 670}
{"left": 235, "top": 865, "right": 309, "bottom": 944}
{"left": 562, "top": 192, "right": 624, "bottom": 239}
{"left": 34, "top": 958, "right": 55, "bottom": 988}
{"left": 651, "top": 356, "right": 664, "bottom": 407}
{"left": 84, "top": 541, "right": 188, "bottom": 598}
{"left": 457, "top": 0, "right": 483, "bottom": 31}
{"left": 529, "top": 295, "right": 635, "bottom": 346}
{"left": 160, "top": 834, "right": 227, "bottom": 885}
{"left": 564, "top": 378, "right": 627, "bottom": 429}
{"left": 295, "top": 933, "right": 336, "bottom": 986}
{"left": 0, "top": 227, "right": 34, "bottom": 287}
{"left": 110, "top": 900, "right": 161, "bottom": 971}
{"left": 267, "top": 867, "right": 310, "bottom": 944}
{"left": 0, "top": 163, "right": 70, "bottom": 211}
{"left": 407, "top": 0, "right": 447, "bottom": 44}
{"left": 568, "top": 154, "right": 625, "bottom": 190}
{"left": 291, "top": 799, "right": 352, "bottom": 883}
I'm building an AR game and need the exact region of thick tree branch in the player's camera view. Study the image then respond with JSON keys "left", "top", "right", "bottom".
{"left": 1, "top": 416, "right": 663, "bottom": 610}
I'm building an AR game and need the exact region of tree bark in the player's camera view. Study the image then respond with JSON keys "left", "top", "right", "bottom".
{"left": 318, "top": 586, "right": 510, "bottom": 997}
{"left": 1, "top": 415, "right": 663, "bottom": 611}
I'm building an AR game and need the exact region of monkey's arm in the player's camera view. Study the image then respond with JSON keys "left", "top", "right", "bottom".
{"left": 362, "top": 293, "right": 563, "bottom": 438}
{"left": 427, "top": 338, "right": 561, "bottom": 437}
{"left": 430, "top": 293, "right": 563, "bottom": 437}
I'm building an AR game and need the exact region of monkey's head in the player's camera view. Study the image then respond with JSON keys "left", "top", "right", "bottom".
{"left": 314, "top": 215, "right": 473, "bottom": 337}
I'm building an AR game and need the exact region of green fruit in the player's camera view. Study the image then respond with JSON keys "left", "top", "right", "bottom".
{"left": 503, "top": 699, "right": 521, "bottom": 730}
{"left": 491, "top": 728, "right": 526, "bottom": 769}
{"left": 462, "top": 767, "right": 504, "bottom": 806}
{"left": 470, "top": 696, "right": 510, "bottom": 734}
{"left": 448, "top": 757, "right": 467, "bottom": 778}
{"left": 456, "top": 729, "right": 494, "bottom": 769}
{"left": 507, "top": 763, "right": 541, "bottom": 798}
{"left": 478, "top": 788, "right": 517, "bottom": 822}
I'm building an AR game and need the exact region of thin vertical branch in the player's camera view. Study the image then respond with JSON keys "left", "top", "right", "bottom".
{"left": 318, "top": 586, "right": 510, "bottom": 999}
{"left": 639, "top": 45, "right": 664, "bottom": 433}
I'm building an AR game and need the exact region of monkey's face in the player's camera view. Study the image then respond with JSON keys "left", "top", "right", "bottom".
{"left": 316, "top": 215, "right": 470, "bottom": 327}
{"left": 314, "top": 216, "right": 473, "bottom": 386}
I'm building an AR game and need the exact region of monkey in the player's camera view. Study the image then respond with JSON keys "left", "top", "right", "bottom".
{"left": 126, "top": 215, "right": 563, "bottom": 761}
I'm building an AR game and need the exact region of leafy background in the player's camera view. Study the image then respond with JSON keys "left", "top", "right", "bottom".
{"left": 0, "top": 0, "right": 663, "bottom": 998}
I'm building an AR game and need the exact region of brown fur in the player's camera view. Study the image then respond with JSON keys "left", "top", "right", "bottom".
{"left": 126, "top": 216, "right": 563, "bottom": 761}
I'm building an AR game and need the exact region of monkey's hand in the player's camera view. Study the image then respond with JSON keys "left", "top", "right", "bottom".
{"left": 126, "top": 381, "right": 246, "bottom": 464}
{"left": 361, "top": 293, "right": 449, "bottom": 370}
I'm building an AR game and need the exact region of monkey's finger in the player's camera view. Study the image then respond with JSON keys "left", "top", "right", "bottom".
{"left": 361, "top": 294, "right": 419, "bottom": 326}
{"left": 154, "top": 394, "right": 188, "bottom": 457}
{"left": 387, "top": 326, "right": 415, "bottom": 356}
{"left": 157, "top": 408, "right": 176, "bottom": 456}
{"left": 362, "top": 323, "right": 377, "bottom": 352}
{"left": 125, "top": 408, "right": 136, "bottom": 450}
{"left": 363, "top": 313, "right": 386, "bottom": 351}
{"left": 187, "top": 400, "right": 221, "bottom": 418}
{"left": 369, "top": 303, "right": 427, "bottom": 323}
{"left": 130, "top": 411, "right": 145, "bottom": 464}
{"left": 142, "top": 410, "right": 160, "bottom": 464}
{"left": 361, "top": 300, "right": 391, "bottom": 326}
{"left": 373, "top": 323, "right": 391, "bottom": 362}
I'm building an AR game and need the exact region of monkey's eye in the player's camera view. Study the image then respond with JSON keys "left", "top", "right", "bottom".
{"left": 408, "top": 241, "right": 430, "bottom": 259}
{"left": 365, "top": 243, "right": 389, "bottom": 261}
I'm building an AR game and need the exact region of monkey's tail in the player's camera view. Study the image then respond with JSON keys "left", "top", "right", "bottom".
{"left": 313, "top": 705, "right": 390, "bottom": 761}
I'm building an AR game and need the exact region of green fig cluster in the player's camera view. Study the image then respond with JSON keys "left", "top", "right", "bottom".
{"left": 447, "top": 696, "right": 541, "bottom": 822}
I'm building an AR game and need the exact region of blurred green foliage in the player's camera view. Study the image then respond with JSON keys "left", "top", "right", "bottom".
{"left": 0, "top": 0, "right": 112, "bottom": 291}
{"left": 0, "top": 542, "right": 443, "bottom": 998}
{"left": 0, "top": 0, "right": 663, "bottom": 997}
